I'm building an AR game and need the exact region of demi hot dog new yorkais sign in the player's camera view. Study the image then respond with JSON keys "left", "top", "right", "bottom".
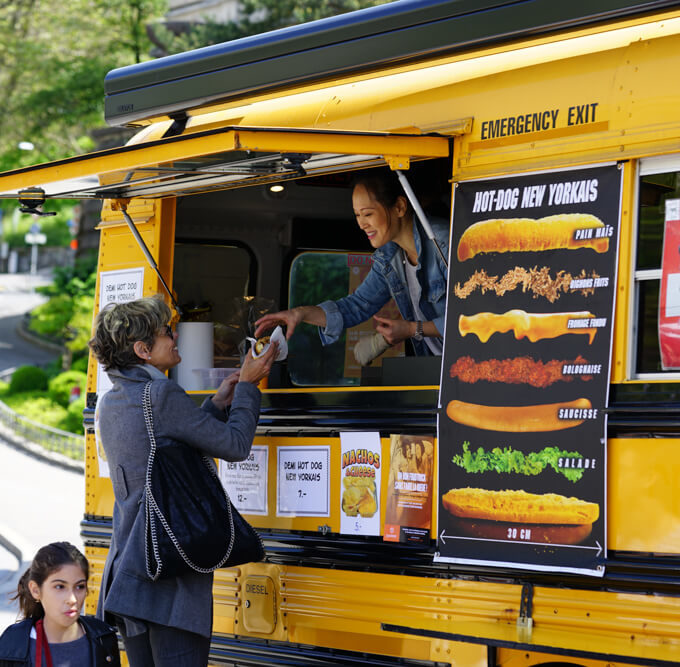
{"left": 436, "top": 164, "right": 623, "bottom": 576}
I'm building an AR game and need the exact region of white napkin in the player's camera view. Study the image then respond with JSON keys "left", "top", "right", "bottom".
{"left": 247, "top": 325, "right": 288, "bottom": 361}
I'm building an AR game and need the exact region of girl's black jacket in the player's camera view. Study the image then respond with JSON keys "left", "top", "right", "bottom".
{"left": 0, "top": 616, "right": 120, "bottom": 666}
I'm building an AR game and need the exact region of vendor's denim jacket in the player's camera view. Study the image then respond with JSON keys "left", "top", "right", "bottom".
{"left": 318, "top": 217, "right": 449, "bottom": 356}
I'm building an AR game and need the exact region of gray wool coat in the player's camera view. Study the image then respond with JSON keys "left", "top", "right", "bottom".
{"left": 95, "top": 364, "right": 261, "bottom": 637}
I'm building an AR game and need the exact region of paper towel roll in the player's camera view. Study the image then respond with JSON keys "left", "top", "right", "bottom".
{"left": 173, "top": 322, "right": 214, "bottom": 390}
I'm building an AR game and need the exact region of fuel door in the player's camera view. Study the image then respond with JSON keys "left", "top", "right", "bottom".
{"left": 242, "top": 575, "right": 277, "bottom": 634}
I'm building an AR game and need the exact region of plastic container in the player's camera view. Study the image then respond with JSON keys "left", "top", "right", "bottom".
{"left": 192, "top": 368, "right": 238, "bottom": 390}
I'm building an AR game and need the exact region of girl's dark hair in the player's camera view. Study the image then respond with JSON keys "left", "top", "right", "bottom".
{"left": 89, "top": 295, "right": 171, "bottom": 370}
{"left": 351, "top": 171, "right": 412, "bottom": 214}
{"left": 12, "top": 542, "right": 89, "bottom": 620}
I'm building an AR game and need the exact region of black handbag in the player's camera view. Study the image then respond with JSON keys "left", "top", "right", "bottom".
{"left": 141, "top": 381, "right": 264, "bottom": 581}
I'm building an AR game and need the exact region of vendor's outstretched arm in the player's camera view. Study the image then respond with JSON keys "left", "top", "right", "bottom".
{"left": 255, "top": 306, "right": 326, "bottom": 339}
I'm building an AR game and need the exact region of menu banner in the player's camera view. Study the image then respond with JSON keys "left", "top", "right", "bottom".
{"left": 437, "top": 164, "right": 622, "bottom": 575}
{"left": 659, "top": 199, "right": 680, "bottom": 369}
{"left": 384, "top": 434, "right": 434, "bottom": 544}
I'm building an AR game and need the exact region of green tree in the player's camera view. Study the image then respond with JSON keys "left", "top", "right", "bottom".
{"left": 0, "top": 0, "right": 166, "bottom": 169}
{"left": 97, "top": 0, "right": 167, "bottom": 65}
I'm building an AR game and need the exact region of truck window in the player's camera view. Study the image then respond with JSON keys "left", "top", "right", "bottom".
{"left": 287, "top": 250, "right": 406, "bottom": 386}
{"left": 635, "top": 156, "right": 680, "bottom": 375}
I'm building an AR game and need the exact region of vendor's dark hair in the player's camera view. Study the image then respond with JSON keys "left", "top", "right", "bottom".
{"left": 89, "top": 296, "right": 171, "bottom": 370}
{"left": 351, "top": 171, "right": 412, "bottom": 213}
{"left": 12, "top": 542, "right": 89, "bottom": 620}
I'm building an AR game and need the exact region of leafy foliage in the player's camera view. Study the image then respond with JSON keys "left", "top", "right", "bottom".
{"left": 70, "top": 355, "right": 90, "bottom": 373}
{"left": 2, "top": 371, "right": 85, "bottom": 434}
{"left": 29, "top": 254, "right": 97, "bottom": 367}
{"left": 37, "top": 253, "right": 98, "bottom": 298}
{"left": 60, "top": 396, "right": 86, "bottom": 435}
{"left": 8, "top": 366, "right": 49, "bottom": 395}
{"left": 0, "top": 0, "right": 166, "bottom": 168}
{"left": 2, "top": 391, "right": 69, "bottom": 431}
{"left": 0, "top": 0, "right": 393, "bottom": 166}
{"left": 30, "top": 294, "right": 95, "bottom": 348}
{"left": 48, "top": 371, "right": 87, "bottom": 408}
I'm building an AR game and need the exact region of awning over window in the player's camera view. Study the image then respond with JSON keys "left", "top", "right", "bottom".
{"left": 0, "top": 126, "right": 455, "bottom": 202}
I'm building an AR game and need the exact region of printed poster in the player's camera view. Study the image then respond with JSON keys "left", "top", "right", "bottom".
{"left": 659, "top": 199, "right": 680, "bottom": 369}
{"left": 437, "top": 164, "right": 622, "bottom": 575}
{"left": 219, "top": 446, "right": 268, "bottom": 515}
{"left": 277, "top": 446, "right": 330, "bottom": 516}
{"left": 340, "top": 432, "right": 381, "bottom": 536}
{"left": 94, "top": 267, "right": 145, "bottom": 477}
{"left": 384, "top": 434, "right": 434, "bottom": 544}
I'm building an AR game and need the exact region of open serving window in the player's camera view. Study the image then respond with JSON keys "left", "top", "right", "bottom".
{"left": 0, "top": 126, "right": 455, "bottom": 390}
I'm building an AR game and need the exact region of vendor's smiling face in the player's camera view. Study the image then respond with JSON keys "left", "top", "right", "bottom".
{"left": 353, "top": 183, "right": 400, "bottom": 249}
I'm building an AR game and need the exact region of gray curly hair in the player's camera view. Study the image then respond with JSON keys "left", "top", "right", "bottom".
{"left": 88, "top": 296, "right": 171, "bottom": 370}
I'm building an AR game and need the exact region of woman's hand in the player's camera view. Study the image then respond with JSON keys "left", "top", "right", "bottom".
{"left": 373, "top": 315, "right": 414, "bottom": 346}
{"left": 254, "top": 306, "right": 325, "bottom": 339}
{"left": 211, "top": 371, "right": 241, "bottom": 410}
{"left": 240, "top": 340, "right": 278, "bottom": 385}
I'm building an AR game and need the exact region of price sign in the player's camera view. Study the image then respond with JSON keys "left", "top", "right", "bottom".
{"left": 276, "top": 446, "right": 330, "bottom": 517}
{"left": 95, "top": 267, "right": 145, "bottom": 477}
{"left": 219, "top": 446, "right": 268, "bottom": 515}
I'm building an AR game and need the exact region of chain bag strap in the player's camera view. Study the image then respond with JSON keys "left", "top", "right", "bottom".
{"left": 142, "top": 380, "right": 236, "bottom": 580}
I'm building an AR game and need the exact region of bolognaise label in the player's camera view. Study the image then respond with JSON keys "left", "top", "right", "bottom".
{"left": 562, "top": 363, "right": 602, "bottom": 375}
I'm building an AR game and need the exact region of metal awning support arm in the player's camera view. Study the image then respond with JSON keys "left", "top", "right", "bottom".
{"left": 395, "top": 170, "right": 448, "bottom": 268}
{"left": 113, "top": 200, "right": 182, "bottom": 316}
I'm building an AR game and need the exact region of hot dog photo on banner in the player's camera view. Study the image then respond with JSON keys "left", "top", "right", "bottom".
{"left": 437, "top": 164, "right": 623, "bottom": 575}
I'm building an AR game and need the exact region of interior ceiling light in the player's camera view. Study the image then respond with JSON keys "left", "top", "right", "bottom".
{"left": 269, "top": 184, "right": 284, "bottom": 193}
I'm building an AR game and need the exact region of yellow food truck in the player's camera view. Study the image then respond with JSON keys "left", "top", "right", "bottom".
{"left": 2, "top": 0, "right": 680, "bottom": 664}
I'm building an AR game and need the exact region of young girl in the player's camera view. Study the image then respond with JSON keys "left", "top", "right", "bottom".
{"left": 0, "top": 542, "right": 120, "bottom": 667}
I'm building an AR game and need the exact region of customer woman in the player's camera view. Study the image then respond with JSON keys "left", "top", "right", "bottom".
{"left": 255, "top": 171, "right": 449, "bottom": 357}
{"left": 88, "top": 296, "right": 276, "bottom": 667}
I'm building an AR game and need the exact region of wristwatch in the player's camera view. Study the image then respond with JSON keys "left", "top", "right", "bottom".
{"left": 413, "top": 320, "right": 424, "bottom": 341}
